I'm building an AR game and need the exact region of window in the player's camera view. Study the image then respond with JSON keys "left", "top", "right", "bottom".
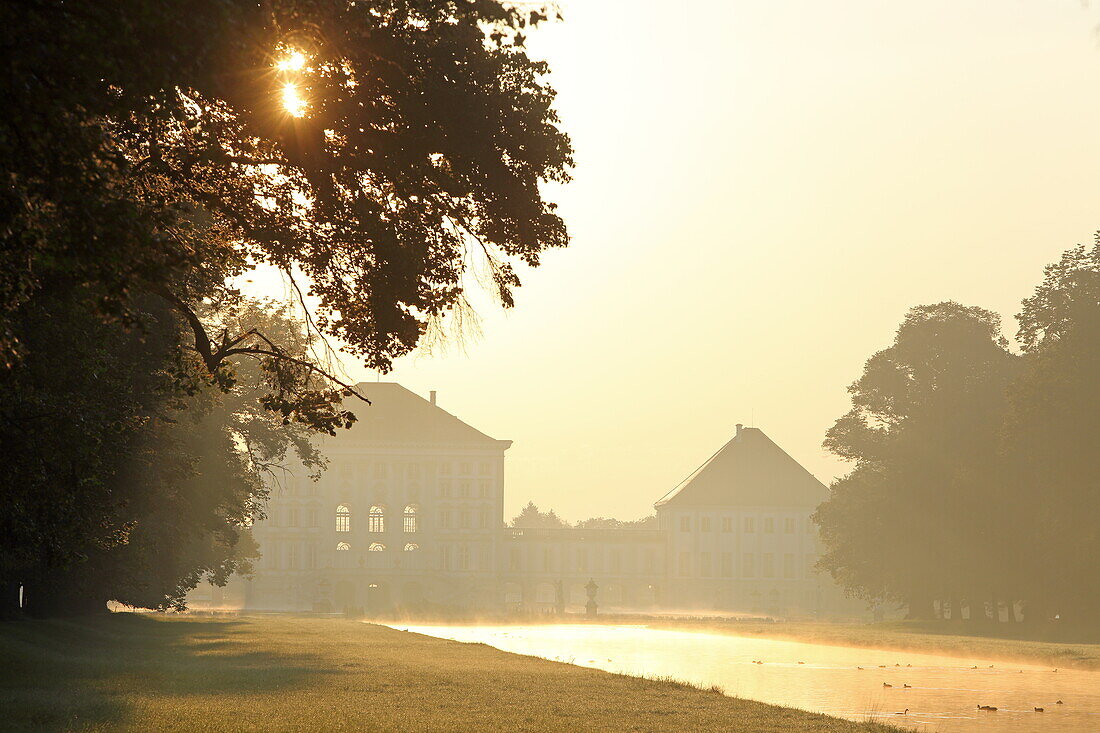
{"left": 307, "top": 543, "right": 317, "bottom": 569}
{"left": 576, "top": 548, "right": 588, "bottom": 572}
{"left": 479, "top": 481, "right": 490, "bottom": 498}
{"left": 308, "top": 507, "right": 318, "bottom": 528}
{"left": 700, "top": 552, "right": 712, "bottom": 577}
{"left": 701, "top": 516, "right": 711, "bottom": 532}
{"left": 542, "top": 548, "right": 553, "bottom": 572}
{"left": 368, "top": 542, "right": 385, "bottom": 552}
{"left": 407, "top": 464, "right": 421, "bottom": 479}
{"left": 784, "top": 553, "right": 795, "bottom": 579}
{"left": 764, "top": 517, "right": 775, "bottom": 533}
{"left": 440, "top": 509, "right": 451, "bottom": 529}
{"left": 373, "top": 463, "right": 388, "bottom": 479}
{"left": 479, "top": 510, "right": 490, "bottom": 529}
{"left": 288, "top": 543, "right": 300, "bottom": 569}
{"left": 459, "top": 509, "right": 470, "bottom": 529}
{"left": 288, "top": 507, "right": 299, "bottom": 527}
{"left": 439, "top": 462, "right": 452, "bottom": 475}
{"left": 744, "top": 517, "right": 755, "bottom": 533}
{"left": 806, "top": 554, "right": 816, "bottom": 576}
{"left": 720, "top": 552, "right": 733, "bottom": 577}
{"left": 678, "top": 552, "right": 691, "bottom": 576}
{"left": 784, "top": 517, "right": 795, "bottom": 534}
{"left": 404, "top": 543, "right": 419, "bottom": 551}
{"left": 440, "top": 545, "right": 452, "bottom": 570}
{"left": 459, "top": 462, "right": 471, "bottom": 475}
{"left": 368, "top": 505, "right": 385, "bottom": 533}
{"left": 509, "top": 547, "right": 520, "bottom": 571}
{"left": 335, "top": 505, "right": 351, "bottom": 533}
{"left": 679, "top": 516, "right": 691, "bottom": 532}
{"left": 336, "top": 541, "right": 351, "bottom": 551}
{"left": 762, "top": 552, "right": 775, "bottom": 578}
{"left": 479, "top": 462, "right": 490, "bottom": 475}
{"left": 743, "top": 553, "right": 756, "bottom": 577}
{"left": 460, "top": 480, "right": 471, "bottom": 498}
{"left": 721, "top": 517, "right": 732, "bottom": 532}
{"left": 403, "top": 505, "right": 418, "bottom": 533}
{"left": 439, "top": 479, "right": 451, "bottom": 498}
{"left": 458, "top": 544, "right": 470, "bottom": 570}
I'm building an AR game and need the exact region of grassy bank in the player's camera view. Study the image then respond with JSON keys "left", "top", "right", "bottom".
{"left": 0, "top": 613, "right": 896, "bottom": 732}
{"left": 618, "top": 616, "right": 1100, "bottom": 670}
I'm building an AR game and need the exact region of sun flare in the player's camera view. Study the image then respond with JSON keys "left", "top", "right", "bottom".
{"left": 275, "top": 50, "right": 307, "bottom": 72}
{"left": 282, "top": 82, "right": 307, "bottom": 117}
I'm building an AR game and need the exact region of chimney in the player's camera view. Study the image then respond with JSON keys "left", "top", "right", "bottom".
{"left": 735, "top": 423, "right": 743, "bottom": 437}
{"left": 429, "top": 390, "right": 437, "bottom": 406}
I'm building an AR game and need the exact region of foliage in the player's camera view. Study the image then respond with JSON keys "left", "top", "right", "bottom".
{"left": 509, "top": 501, "right": 570, "bottom": 529}
{"left": 814, "top": 302, "right": 1019, "bottom": 617}
{"left": 574, "top": 515, "right": 657, "bottom": 530}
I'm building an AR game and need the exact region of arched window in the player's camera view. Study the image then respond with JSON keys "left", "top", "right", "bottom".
{"left": 404, "top": 543, "right": 419, "bottom": 552}
{"left": 336, "top": 542, "right": 351, "bottom": 551}
{"left": 368, "top": 542, "right": 386, "bottom": 552}
{"left": 335, "top": 505, "right": 351, "bottom": 533}
{"left": 368, "top": 505, "right": 385, "bottom": 533}
{"left": 403, "top": 505, "right": 419, "bottom": 533}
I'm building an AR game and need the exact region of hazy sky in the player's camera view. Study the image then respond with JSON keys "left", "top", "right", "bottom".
{"left": 264, "top": 1, "right": 1100, "bottom": 521}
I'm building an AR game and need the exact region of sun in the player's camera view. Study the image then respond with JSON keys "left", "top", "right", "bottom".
{"left": 275, "top": 50, "right": 307, "bottom": 73}
{"left": 281, "top": 82, "right": 307, "bottom": 117}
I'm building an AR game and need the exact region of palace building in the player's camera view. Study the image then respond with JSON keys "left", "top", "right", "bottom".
{"left": 191, "top": 383, "right": 850, "bottom": 618}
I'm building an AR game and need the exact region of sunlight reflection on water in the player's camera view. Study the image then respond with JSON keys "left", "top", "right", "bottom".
{"left": 388, "top": 623, "right": 1100, "bottom": 732}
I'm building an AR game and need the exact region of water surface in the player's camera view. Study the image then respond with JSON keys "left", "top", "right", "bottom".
{"left": 392, "top": 623, "right": 1100, "bottom": 732}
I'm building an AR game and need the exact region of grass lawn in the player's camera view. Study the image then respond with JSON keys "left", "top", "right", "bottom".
{"left": 629, "top": 617, "right": 1100, "bottom": 670}
{"left": 0, "top": 613, "right": 898, "bottom": 732}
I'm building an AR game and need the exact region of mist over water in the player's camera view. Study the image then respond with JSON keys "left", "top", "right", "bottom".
{"left": 394, "top": 624, "right": 1100, "bottom": 732}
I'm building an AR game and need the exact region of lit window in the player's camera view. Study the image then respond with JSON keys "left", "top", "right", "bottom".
{"left": 369, "top": 505, "right": 385, "bottom": 533}
{"left": 336, "top": 542, "right": 351, "bottom": 551}
{"left": 369, "top": 542, "right": 385, "bottom": 552}
{"left": 744, "top": 517, "right": 756, "bottom": 533}
{"left": 403, "top": 505, "right": 418, "bottom": 533}
{"left": 404, "top": 543, "right": 419, "bottom": 551}
{"left": 336, "top": 505, "right": 351, "bottom": 533}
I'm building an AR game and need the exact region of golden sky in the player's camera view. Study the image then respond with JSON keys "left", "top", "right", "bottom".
{"left": 259, "top": 1, "right": 1100, "bottom": 521}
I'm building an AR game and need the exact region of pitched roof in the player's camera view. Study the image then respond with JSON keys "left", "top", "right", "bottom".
{"left": 329, "top": 382, "right": 509, "bottom": 448}
{"left": 654, "top": 426, "right": 826, "bottom": 509}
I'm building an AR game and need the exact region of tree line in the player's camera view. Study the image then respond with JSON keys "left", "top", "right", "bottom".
{"left": 509, "top": 502, "right": 657, "bottom": 530}
{"left": 814, "top": 236, "right": 1100, "bottom": 633}
{"left": 0, "top": 0, "right": 570, "bottom": 617}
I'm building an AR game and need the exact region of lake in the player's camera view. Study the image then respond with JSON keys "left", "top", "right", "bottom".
{"left": 390, "top": 623, "right": 1100, "bottom": 731}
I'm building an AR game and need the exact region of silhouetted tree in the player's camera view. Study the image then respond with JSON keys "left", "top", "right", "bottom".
{"left": 814, "top": 303, "right": 1019, "bottom": 619}
{"left": 510, "top": 502, "right": 570, "bottom": 529}
{"left": 1005, "top": 235, "right": 1100, "bottom": 629}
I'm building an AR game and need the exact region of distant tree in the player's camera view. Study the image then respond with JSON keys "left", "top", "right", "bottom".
{"left": 814, "top": 302, "right": 1019, "bottom": 619}
{"left": 1005, "top": 235, "right": 1100, "bottom": 628}
{"left": 509, "top": 502, "right": 570, "bottom": 529}
{"left": 574, "top": 515, "right": 657, "bottom": 529}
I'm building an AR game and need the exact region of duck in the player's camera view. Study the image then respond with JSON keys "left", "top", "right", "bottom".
{"left": 978, "top": 704, "right": 998, "bottom": 711}
{"left": 903, "top": 684, "right": 912, "bottom": 688}
{"left": 1056, "top": 700, "right": 1064, "bottom": 705}
{"left": 894, "top": 709, "right": 909, "bottom": 715}
{"left": 883, "top": 683, "right": 892, "bottom": 688}
{"left": 797, "top": 661, "right": 805, "bottom": 665}
{"left": 1034, "top": 707, "right": 1044, "bottom": 712}
{"left": 856, "top": 666, "right": 864, "bottom": 670}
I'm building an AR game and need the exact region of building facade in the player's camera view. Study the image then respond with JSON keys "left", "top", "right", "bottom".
{"left": 191, "top": 383, "right": 850, "bottom": 618}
